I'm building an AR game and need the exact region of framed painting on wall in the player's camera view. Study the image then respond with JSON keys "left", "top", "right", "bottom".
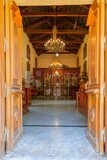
{"left": 35, "top": 57, "right": 37, "bottom": 68}
{"left": 77, "top": 56, "right": 79, "bottom": 68}
{"left": 83, "top": 60, "right": 87, "bottom": 73}
{"left": 83, "top": 43, "right": 87, "bottom": 59}
{"left": 27, "top": 61, "right": 30, "bottom": 71}
{"left": 36, "top": 70, "right": 42, "bottom": 77}
{"left": 27, "top": 45, "right": 30, "bottom": 60}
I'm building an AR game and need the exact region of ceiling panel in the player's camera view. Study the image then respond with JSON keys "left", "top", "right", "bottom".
{"left": 19, "top": 5, "right": 90, "bottom": 55}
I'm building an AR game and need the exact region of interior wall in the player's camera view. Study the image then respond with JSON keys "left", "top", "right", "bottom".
{"left": 22, "top": 32, "right": 37, "bottom": 78}
{"left": 37, "top": 54, "right": 77, "bottom": 68}
{"left": 30, "top": 46, "right": 37, "bottom": 73}
{"left": 22, "top": 33, "right": 88, "bottom": 73}
{"left": 77, "top": 34, "right": 89, "bottom": 75}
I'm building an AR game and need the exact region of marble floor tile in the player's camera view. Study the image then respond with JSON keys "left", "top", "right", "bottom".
{"left": 3, "top": 100, "right": 106, "bottom": 160}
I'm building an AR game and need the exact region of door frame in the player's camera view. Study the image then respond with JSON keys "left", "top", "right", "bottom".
{"left": 0, "top": 0, "right": 5, "bottom": 157}
{"left": 105, "top": 0, "right": 107, "bottom": 155}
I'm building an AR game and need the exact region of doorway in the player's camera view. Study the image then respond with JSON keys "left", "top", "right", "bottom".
{"left": 1, "top": 0, "right": 107, "bottom": 158}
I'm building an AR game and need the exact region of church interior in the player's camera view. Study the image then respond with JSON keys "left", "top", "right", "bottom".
{"left": 1, "top": 0, "right": 107, "bottom": 159}
{"left": 20, "top": 5, "right": 89, "bottom": 117}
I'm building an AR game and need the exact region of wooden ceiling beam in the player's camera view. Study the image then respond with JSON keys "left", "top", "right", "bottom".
{"left": 30, "top": 40, "right": 83, "bottom": 44}
{"left": 21, "top": 13, "right": 87, "bottom": 17}
{"left": 24, "top": 29, "right": 88, "bottom": 34}
{"left": 56, "top": 18, "right": 86, "bottom": 31}
{"left": 21, "top": 6, "right": 31, "bottom": 12}
{"left": 26, "top": 18, "right": 51, "bottom": 28}
{"left": 68, "top": 35, "right": 83, "bottom": 41}
{"left": 33, "top": 46, "right": 79, "bottom": 50}
{"left": 65, "top": 21, "right": 82, "bottom": 30}
{"left": 29, "top": 34, "right": 47, "bottom": 41}
{"left": 81, "top": 5, "right": 90, "bottom": 10}
{"left": 36, "top": 51, "right": 78, "bottom": 55}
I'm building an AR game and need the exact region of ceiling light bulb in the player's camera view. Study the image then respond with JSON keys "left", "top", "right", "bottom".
{"left": 56, "top": 53, "right": 59, "bottom": 57}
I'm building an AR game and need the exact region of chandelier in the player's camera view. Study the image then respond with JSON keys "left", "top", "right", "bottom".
{"left": 44, "top": 7, "right": 65, "bottom": 52}
{"left": 49, "top": 60, "right": 62, "bottom": 69}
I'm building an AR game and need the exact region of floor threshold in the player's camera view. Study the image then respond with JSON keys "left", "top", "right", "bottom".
{"left": 23, "top": 124, "right": 88, "bottom": 127}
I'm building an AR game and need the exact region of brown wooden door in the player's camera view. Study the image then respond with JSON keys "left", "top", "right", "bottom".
{"left": 0, "top": 0, "right": 5, "bottom": 157}
{"left": 5, "top": 1, "right": 23, "bottom": 152}
{"left": 86, "top": 0, "right": 105, "bottom": 155}
{"left": 105, "top": 0, "right": 107, "bottom": 155}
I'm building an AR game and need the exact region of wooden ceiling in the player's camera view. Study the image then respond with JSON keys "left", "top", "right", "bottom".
{"left": 19, "top": 5, "right": 90, "bottom": 56}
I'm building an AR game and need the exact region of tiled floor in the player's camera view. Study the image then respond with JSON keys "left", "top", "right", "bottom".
{"left": 3, "top": 100, "right": 106, "bottom": 160}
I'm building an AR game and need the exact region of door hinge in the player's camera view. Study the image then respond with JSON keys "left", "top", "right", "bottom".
{"left": 4, "top": 83, "right": 7, "bottom": 97}
{"left": 4, "top": 127, "right": 8, "bottom": 142}
{"left": 4, "top": 37, "right": 6, "bottom": 53}
{"left": 100, "top": 128, "right": 106, "bottom": 143}
{"left": 4, "top": 83, "right": 10, "bottom": 97}
{"left": 101, "top": 83, "right": 106, "bottom": 96}
{"left": 103, "top": 85, "right": 106, "bottom": 97}
{"left": 104, "top": 36, "right": 106, "bottom": 51}
{"left": 3, "top": 0, "right": 7, "bottom": 7}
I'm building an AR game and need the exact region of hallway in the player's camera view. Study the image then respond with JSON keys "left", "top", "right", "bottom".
{"left": 4, "top": 100, "right": 106, "bottom": 160}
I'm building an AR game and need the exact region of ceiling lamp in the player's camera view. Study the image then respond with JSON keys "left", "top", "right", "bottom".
{"left": 44, "top": 7, "right": 65, "bottom": 52}
{"left": 56, "top": 53, "right": 59, "bottom": 57}
{"left": 49, "top": 60, "right": 62, "bottom": 69}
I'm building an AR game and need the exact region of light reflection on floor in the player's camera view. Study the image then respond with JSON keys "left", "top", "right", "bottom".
{"left": 4, "top": 100, "right": 106, "bottom": 160}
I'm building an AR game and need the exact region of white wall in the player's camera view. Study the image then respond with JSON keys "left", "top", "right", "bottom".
{"left": 22, "top": 32, "right": 37, "bottom": 78}
{"left": 22, "top": 33, "right": 89, "bottom": 74}
{"left": 37, "top": 54, "right": 77, "bottom": 68}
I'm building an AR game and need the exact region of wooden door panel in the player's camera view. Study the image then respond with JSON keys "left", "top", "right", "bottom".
{"left": 10, "top": 93, "right": 22, "bottom": 143}
{"left": 5, "top": 2, "right": 23, "bottom": 152}
{"left": 86, "top": 0, "right": 105, "bottom": 155}
{"left": 87, "top": 5, "right": 100, "bottom": 151}
{"left": 89, "top": 20, "right": 98, "bottom": 84}
{"left": 105, "top": 1, "right": 107, "bottom": 156}
{"left": 0, "top": 0, "right": 5, "bottom": 157}
{"left": 87, "top": 92, "right": 99, "bottom": 151}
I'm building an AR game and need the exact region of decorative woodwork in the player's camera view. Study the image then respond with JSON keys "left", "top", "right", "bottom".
{"left": 5, "top": 1, "right": 23, "bottom": 152}
{"left": 78, "top": 84, "right": 88, "bottom": 117}
{"left": 86, "top": 0, "right": 105, "bottom": 154}
{"left": 33, "top": 68, "right": 80, "bottom": 99}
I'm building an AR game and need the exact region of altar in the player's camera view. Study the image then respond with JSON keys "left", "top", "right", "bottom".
{"left": 33, "top": 67, "right": 80, "bottom": 100}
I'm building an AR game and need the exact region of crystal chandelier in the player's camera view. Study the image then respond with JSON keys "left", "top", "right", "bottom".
{"left": 44, "top": 7, "right": 65, "bottom": 52}
{"left": 49, "top": 60, "right": 62, "bottom": 69}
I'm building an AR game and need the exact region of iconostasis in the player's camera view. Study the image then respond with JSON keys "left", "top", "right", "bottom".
{"left": 33, "top": 68, "right": 80, "bottom": 99}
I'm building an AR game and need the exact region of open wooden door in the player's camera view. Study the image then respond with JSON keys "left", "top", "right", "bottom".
{"left": 86, "top": 0, "right": 105, "bottom": 155}
{"left": 5, "top": 1, "right": 23, "bottom": 152}
{"left": 0, "top": 0, "right": 5, "bottom": 157}
{"left": 105, "top": 0, "right": 107, "bottom": 155}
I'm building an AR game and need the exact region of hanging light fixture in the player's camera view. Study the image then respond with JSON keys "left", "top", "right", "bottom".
{"left": 44, "top": 6, "right": 65, "bottom": 52}
{"left": 56, "top": 53, "right": 59, "bottom": 57}
{"left": 49, "top": 60, "right": 62, "bottom": 69}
